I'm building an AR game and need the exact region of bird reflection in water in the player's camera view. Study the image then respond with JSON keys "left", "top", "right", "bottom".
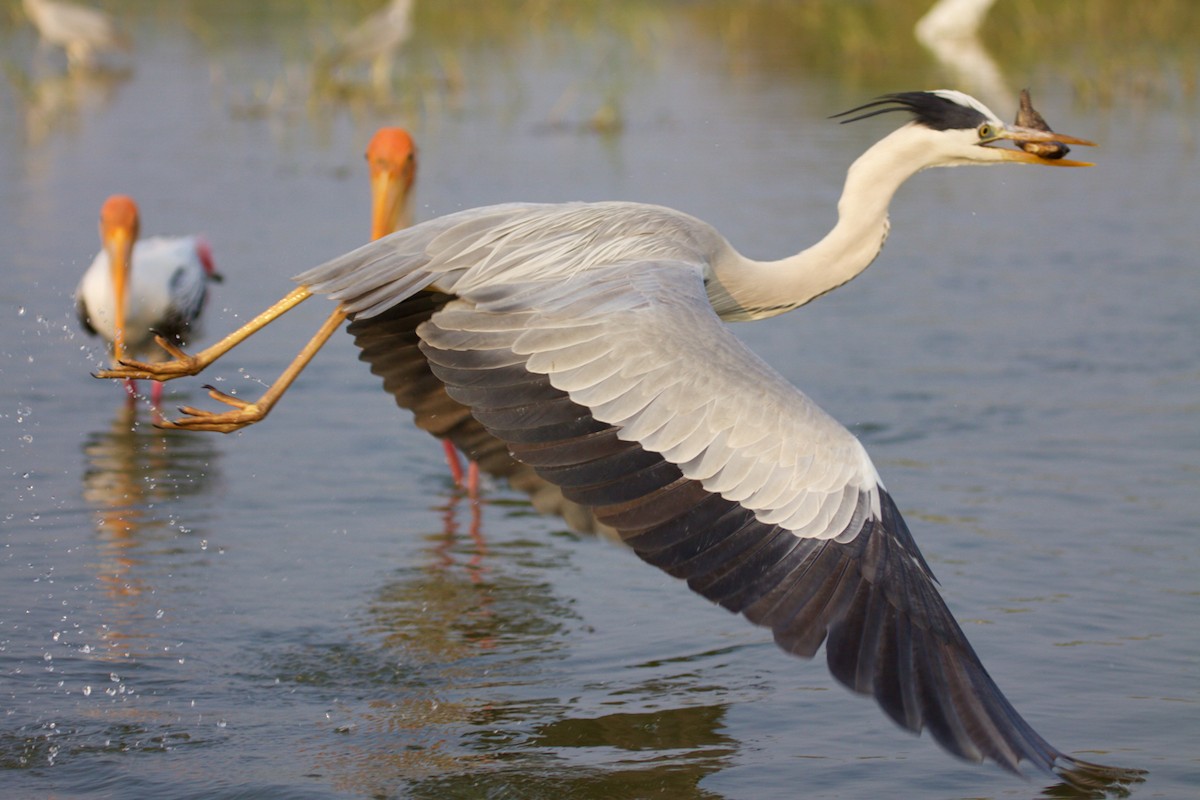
{"left": 80, "top": 404, "right": 219, "bottom": 658}
{"left": 297, "top": 488, "right": 738, "bottom": 795}
{"left": 8, "top": 63, "right": 130, "bottom": 146}
{"left": 286, "top": 492, "right": 553, "bottom": 790}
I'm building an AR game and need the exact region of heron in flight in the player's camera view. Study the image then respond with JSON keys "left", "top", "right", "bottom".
{"left": 77, "top": 195, "right": 220, "bottom": 407}
{"left": 98, "top": 91, "right": 1142, "bottom": 786}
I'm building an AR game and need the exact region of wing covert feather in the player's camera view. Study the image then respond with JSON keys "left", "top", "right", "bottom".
{"left": 423, "top": 261, "right": 881, "bottom": 542}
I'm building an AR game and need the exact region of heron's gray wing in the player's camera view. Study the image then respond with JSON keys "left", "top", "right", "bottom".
{"left": 416, "top": 260, "right": 1088, "bottom": 779}
{"left": 345, "top": 292, "right": 606, "bottom": 534}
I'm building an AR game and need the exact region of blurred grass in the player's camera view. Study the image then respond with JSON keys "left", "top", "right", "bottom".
{"left": 232, "top": 0, "right": 1197, "bottom": 108}
{"left": 5, "top": 0, "right": 1195, "bottom": 110}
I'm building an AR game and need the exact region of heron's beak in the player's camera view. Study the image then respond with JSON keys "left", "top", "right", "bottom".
{"left": 370, "top": 167, "right": 413, "bottom": 240}
{"left": 993, "top": 126, "right": 1098, "bottom": 167}
{"left": 103, "top": 224, "right": 134, "bottom": 365}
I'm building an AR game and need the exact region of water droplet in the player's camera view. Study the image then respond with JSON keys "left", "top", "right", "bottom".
{"left": 155, "top": 609, "right": 164, "bottom": 619}
{"left": 216, "top": 719, "right": 227, "bottom": 728}
{"left": 17, "top": 307, "right": 25, "bottom": 316}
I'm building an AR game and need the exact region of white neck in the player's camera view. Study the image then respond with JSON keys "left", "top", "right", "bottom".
{"left": 712, "top": 123, "right": 944, "bottom": 321}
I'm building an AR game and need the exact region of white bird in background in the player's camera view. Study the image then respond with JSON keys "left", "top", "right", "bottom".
{"left": 317, "top": 0, "right": 414, "bottom": 90}
{"left": 22, "top": 0, "right": 131, "bottom": 70}
{"left": 916, "top": 0, "right": 998, "bottom": 41}
{"left": 914, "top": 0, "right": 1008, "bottom": 109}
{"left": 98, "top": 90, "right": 1142, "bottom": 788}
{"left": 77, "top": 195, "right": 221, "bottom": 406}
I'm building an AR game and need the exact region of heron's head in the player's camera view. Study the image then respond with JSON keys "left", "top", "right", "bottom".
{"left": 366, "top": 127, "right": 417, "bottom": 240}
{"left": 98, "top": 194, "right": 140, "bottom": 363}
{"left": 834, "top": 90, "right": 1096, "bottom": 168}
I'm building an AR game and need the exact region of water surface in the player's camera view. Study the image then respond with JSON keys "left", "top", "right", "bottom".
{"left": 1, "top": 2, "right": 1196, "bottom": 798}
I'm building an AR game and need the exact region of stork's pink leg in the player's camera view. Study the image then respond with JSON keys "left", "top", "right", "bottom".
{"left": 442, "top": 439, "right": 465, "bottom": 486}
{"left": 150, "top": 379, "right": 164, "bottom": 408}
{"left": 466, "top": 461, "right": 480, "bottom": 498}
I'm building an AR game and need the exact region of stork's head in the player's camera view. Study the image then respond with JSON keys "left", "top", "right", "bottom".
{"left": 366, "top": 127, "right": 417, "bottom": 240}
{"left": 834, "top": 90, "right": 1096, "bottom": 168}
{"left": 98, "top": 194, "right": 140, "bottom": 364}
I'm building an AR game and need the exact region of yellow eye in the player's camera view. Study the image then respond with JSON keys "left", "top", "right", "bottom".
{"left": 978, "top": 123, "right": 995, "bottom": 140}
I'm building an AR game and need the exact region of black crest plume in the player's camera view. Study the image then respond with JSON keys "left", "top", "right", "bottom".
{"left": 832, "top": 92, "right": 990, "bottom": 131}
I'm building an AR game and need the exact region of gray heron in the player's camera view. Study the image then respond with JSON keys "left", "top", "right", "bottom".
{"left": 77, "top": 195, "right": 220, "bottom": 406}
{"left": 97, "top": 90, "right": 1143, "bottom": 787}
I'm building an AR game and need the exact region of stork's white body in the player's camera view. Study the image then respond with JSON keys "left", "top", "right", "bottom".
{"left": 76, "top": 235, "right": 214, "bottom": 361}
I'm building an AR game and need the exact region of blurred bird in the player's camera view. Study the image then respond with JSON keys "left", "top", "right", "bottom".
{"left": 77, "top": 195, "right": 220, "bottom": 406}
{"left": 914, "top": 0, "right": 1007, "bottom": 109}
{"left": 318, "top": 0, "right": 414, "bottom": 90}
{"left": 361, "top": 127, "right": 476, "bottom": 488}
{"left": 22, "top": 0, "right": 131, "bottom": 70}
{"left": 366, "top": 127, "right": 416, "bottom": 238}
{"left": 915, "top": 0, "right": 998, "bottom": 41}
{"left": 90, "top": 132, "right": 433, "bottom": 463}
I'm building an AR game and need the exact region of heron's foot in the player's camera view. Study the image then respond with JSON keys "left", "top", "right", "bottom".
{"left": 157, "top": 384, "right": 269, "bottom": 433}
{"left": 94, "top": 336, "right": 205, "bottom": 382}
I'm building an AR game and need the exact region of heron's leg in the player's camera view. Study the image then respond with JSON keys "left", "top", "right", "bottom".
{"left": 159, "top": 308, "right": 346, "bottom": 433}
{"left": 95, "top": 286, "right": 312, "bottom": 382}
